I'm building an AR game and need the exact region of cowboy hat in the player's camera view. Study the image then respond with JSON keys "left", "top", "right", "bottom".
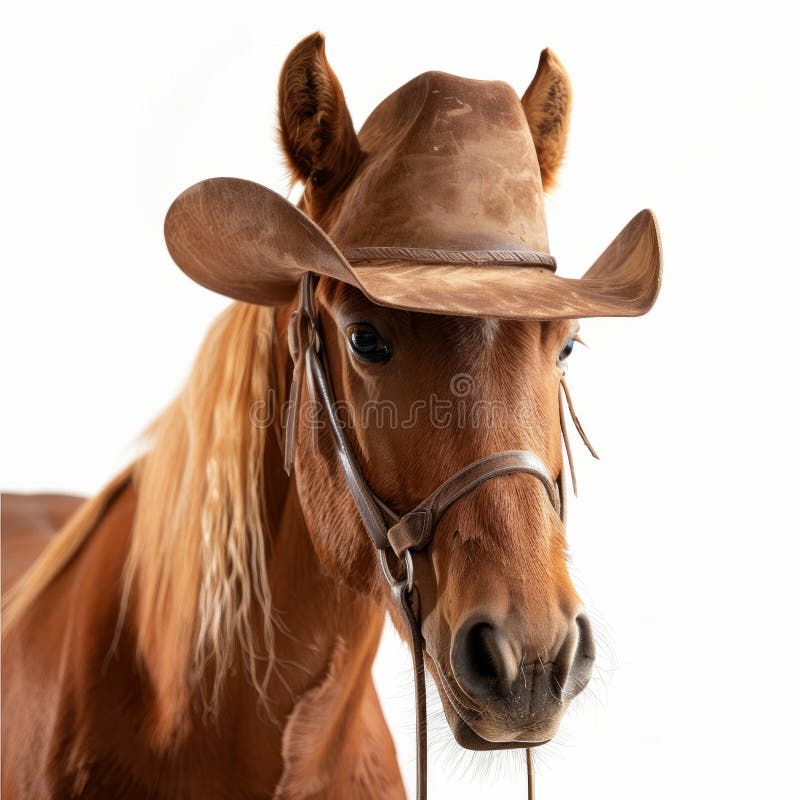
{"left": 164, "top": 56, "right": 661, "bottom": 320}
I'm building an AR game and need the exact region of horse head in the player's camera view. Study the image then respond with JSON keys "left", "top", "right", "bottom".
{"left": 164, "top": 31, "right": 660, "bottom": 753}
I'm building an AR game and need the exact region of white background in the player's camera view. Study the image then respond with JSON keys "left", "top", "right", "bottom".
{"left": 2, "top": 1, "right": 799, "bottom": 797}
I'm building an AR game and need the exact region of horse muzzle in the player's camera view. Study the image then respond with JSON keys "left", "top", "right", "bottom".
{"left": 431, "top": 611, "right": 596, "bottom": 749}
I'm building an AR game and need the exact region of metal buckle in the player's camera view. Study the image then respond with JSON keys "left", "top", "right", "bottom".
{"left": 379, "top": 548, "right": 414, "bottom": 596}
{"left": 387, "top": 507, "right": 433, "bottom": 556}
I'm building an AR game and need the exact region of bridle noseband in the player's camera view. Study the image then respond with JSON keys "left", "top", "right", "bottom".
{"left": 284, "top": 273, "right": 566, "bottom": 799}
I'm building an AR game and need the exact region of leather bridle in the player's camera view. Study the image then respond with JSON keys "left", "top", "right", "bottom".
{"left": 284, "top": 272, "right": 569, "bottom": 799}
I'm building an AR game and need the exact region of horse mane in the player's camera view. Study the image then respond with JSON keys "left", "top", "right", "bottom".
{"left": 128, "top": 301, "right": 280, "bottom": 733}
{"left": 4, "top": 301, "right": 281, "bottom": 736}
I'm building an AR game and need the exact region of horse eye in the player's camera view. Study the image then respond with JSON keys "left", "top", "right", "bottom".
{"left": 558, "top": 339, "right": 575, "bottom": 363}
{"left": 346, "top": 323, "right": 392, "bottom": 363}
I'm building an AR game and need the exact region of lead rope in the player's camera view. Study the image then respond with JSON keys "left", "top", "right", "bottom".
{"left": 527, "top": 749, "right": 536, "bottom": 799}
{"left": 395, "top": 581, "right": 428, "bottom": 800}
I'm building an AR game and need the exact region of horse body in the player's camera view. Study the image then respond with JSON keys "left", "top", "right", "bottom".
{"left": 2, "top": 432, "right": 402, "bottom": 798}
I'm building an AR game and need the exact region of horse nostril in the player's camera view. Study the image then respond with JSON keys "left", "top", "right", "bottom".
{"left": 569, "top": 613, "right": 596, "bottom": 695}
{"left": 451, "top": 620, "right": 519, "bottom": 700}
{"left": 553, "top": 612, "right": 596, "bottom": 700}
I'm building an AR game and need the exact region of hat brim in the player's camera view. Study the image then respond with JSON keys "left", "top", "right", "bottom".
{"left": 165, "top": 177, "right": 661, "bottom": 320}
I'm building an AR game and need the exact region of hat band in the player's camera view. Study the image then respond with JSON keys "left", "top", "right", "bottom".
{"left": 341, "top": 246, "right": 557, "bottom": 270}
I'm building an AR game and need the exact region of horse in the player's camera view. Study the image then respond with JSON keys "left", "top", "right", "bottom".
{"left": 2, "top": 32, "right": 661, "bottom": 798}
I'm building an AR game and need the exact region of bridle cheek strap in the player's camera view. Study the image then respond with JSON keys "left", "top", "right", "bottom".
{"left": 284, "top": 273, "right": 555, "bottom": 799}
{"left": 284, "top": 273, "right": 319, "bottom": 476}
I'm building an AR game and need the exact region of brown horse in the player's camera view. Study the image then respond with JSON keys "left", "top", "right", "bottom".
{"left": 2, "top": 34, "right": 660, "bottom": 799}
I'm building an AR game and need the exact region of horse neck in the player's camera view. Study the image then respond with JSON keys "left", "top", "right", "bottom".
{"left": 252, "top": 475, "right": 389, "bottom": 782}
{"left": 209, "top": 306, "right": 391, "bottom": 790}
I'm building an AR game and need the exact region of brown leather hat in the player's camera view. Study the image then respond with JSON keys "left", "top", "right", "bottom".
{"left": 165, "top": 69, "right": 661, "bottom": 320}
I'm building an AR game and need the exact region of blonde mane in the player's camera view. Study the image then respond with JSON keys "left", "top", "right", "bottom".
{"left": 4, "top": 301, "right": 281, "bottom": 735}
{"left": 129, "top": 301, "right": 279, "bottom": 732}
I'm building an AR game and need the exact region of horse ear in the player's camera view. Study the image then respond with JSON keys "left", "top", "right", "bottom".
{"left": 278, "top": 33, "right": 361, "bottom": 191}
{"left": 521, "top": 49, "right": 572, "bottom": 192}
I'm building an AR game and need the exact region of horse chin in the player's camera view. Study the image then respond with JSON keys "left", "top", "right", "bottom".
{"left": 430, "top": 665, "right": 552, "bottom": 752}
{"left": 438, "top": 695, "right": 551, "bottom": 752}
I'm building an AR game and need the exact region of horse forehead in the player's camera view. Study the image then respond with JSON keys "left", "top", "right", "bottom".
{"left": 440, "top": 315, "right": 502, "bottom": 351}
{"left": 437, "top": 314, "right": 553, "bottom": 346}
{"left": 417, "top": 316, "right": 554, "bottom": 383}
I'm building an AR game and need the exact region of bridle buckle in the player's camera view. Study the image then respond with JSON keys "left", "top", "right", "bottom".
{"left": 387, "top": 508, "right": 433, "bottom": 557}
{"left": 287, "top": 308, "right": 319, "bottom": 366}
{"left": 379, "top": 547, "right": 414, "bottom": 597}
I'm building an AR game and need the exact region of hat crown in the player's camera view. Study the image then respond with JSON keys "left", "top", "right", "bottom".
{"left": 327, "top": 72, "right": 550, "bottom": 255}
